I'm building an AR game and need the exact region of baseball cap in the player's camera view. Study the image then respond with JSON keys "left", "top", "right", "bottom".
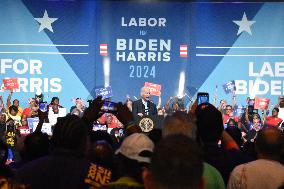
{"left": 115, "top": 133, "right": 154, "bottom": 163}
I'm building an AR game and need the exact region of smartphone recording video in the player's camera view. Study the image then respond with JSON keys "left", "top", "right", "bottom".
{"left": 197, "top": 92, "right": 209, "bottom": 105}
{"left": 93, "top": 124, "right": 107, "bottom": 131}
{"left": 101, "top": 101, "right": 117, "bottom": 113}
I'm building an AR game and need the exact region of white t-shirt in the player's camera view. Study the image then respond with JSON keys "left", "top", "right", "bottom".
{"left": 227, "top": 159, "right": 284, "bottom": 189}
{"left": 278, "top": 107, "right": 284, "bottom": 120}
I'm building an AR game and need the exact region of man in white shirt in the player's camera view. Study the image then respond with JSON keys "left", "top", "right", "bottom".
{"left": 227, "top": 127, "right": 284, "bottom": 189}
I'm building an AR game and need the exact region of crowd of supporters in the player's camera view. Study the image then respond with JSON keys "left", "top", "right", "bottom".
{"left": 0, "top": 90, "right": 284, "bottom": 189}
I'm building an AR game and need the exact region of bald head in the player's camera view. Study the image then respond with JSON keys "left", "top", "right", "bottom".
{"left": 255, "top": 128, "right": 284, "bottom": 159}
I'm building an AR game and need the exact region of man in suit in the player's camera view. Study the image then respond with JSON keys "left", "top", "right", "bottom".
{"left": 132, "top": 87, "right": 157, "bottom": 118}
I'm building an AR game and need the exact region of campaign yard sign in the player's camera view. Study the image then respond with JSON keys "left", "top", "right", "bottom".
{"left": 144, "top": 82, "right": 161, "bottom": 96}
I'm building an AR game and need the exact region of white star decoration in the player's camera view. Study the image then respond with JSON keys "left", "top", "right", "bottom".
{"left": 34, "top": 10, "right": 58, "bottom": 33}
{"left": 233, "top": 12, "right": 256, "bottom": 36}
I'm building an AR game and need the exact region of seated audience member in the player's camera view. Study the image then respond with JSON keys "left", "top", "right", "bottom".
{"left": 15, "top": 115, "right": 92, "bottom": 189}
{"left": 102, "top": 133, "right": 154, "bottom": 189}
{"left": 162, "top": 111, "right": 225, "bottom": 189}
{"left": 195, "top": 103, "right": 253, "bottom": 184}
{"left": 228, "top": 128, "right": 284, "bottom": 189}
{"left": 143, "top": 135, "right": 204, "bottom": 189}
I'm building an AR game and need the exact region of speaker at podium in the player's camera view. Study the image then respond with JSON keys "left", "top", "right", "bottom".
{"left": 134, "top": 115, "right": 164, "bottom": 133}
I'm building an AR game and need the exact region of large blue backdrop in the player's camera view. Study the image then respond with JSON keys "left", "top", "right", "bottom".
{"left": 1, "top": 0, "right": 283, "bottom": 110}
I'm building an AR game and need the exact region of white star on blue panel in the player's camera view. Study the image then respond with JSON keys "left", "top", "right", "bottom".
{"left": 233, "top": 12, "right": 256, "bottom": 35}
{"left": 34, "top": 10, "right": 58, "bottom": 33}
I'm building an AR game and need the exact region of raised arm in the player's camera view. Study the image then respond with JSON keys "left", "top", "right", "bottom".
{"left": 157, "top": 94, "right": 162, "bottom": 109}
{"left": 6, "top": 90, "right": 13, "bottom": 109}
{"left": 232, "top": 91, "right": 237, "bottom": 110}
{"left": 164, "top": 96, "right": 174, "bottom": 111}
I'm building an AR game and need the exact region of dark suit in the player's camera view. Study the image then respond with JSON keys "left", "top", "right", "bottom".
{"left": 132, "top": 99, "right": 157, "bottom": 117}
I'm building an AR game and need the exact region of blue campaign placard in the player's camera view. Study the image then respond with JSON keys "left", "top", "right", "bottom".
{"left": 95, "top": 86, "right": 113, "bottom": 99}
{"left": 27, "top": 117, "right": 39, "bottom": 130}
{"left": 222, "top": 81, "right": 236, "bottom": 94}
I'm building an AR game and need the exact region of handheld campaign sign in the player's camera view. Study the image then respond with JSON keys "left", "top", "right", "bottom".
{"left": 222, "top": 81, "right": 236, "bottom": 94}
{"left": 254, "top": 97, "right": 270, "bottom": 110}
{"left": 27, "top": 117, "right": 39, "bottom": 130}
{"left": 95, "top": 86, "right": 113, "bottom": 99}
{"left": 32, "top": 122, "right": 52, "bottom": 135}
{"left": 144, "top": 82, "right": 162, "bottom": 96}
{"left": 234, "top": 105, "right": 246, "bottom": 117}
{"left": 3, "top": 78, "right": 19, "bottom": 91}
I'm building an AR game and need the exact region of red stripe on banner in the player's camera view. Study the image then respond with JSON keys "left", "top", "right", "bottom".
{"left": 180, "top": 44, "right": 188, "bottom": 57}
{"left": 100, "top": 44, "right": 108, "bottom": 56}
{"left": 180, "top": 52, "right": 188, "bottom": 57}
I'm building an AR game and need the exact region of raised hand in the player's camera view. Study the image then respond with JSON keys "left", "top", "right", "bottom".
{"left": 83, "top": 96, "right": 104, "bottom": 124}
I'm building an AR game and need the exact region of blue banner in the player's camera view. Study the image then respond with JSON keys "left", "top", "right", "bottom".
{"left": 0, "top": 1, "right": 283, "bottom": 111}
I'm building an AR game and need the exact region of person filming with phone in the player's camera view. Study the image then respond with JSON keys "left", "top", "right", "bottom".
{"left": 132, "top": 86, "right": 157, "bottom": 117}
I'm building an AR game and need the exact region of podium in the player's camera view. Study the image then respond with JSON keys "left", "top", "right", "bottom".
{"left": 134, "top": 115, "right": 164, "bottom": 132}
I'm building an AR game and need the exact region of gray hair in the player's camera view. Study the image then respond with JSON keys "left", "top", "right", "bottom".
{"left": 140, "top": 86, "right": 150, "bottom": 95}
